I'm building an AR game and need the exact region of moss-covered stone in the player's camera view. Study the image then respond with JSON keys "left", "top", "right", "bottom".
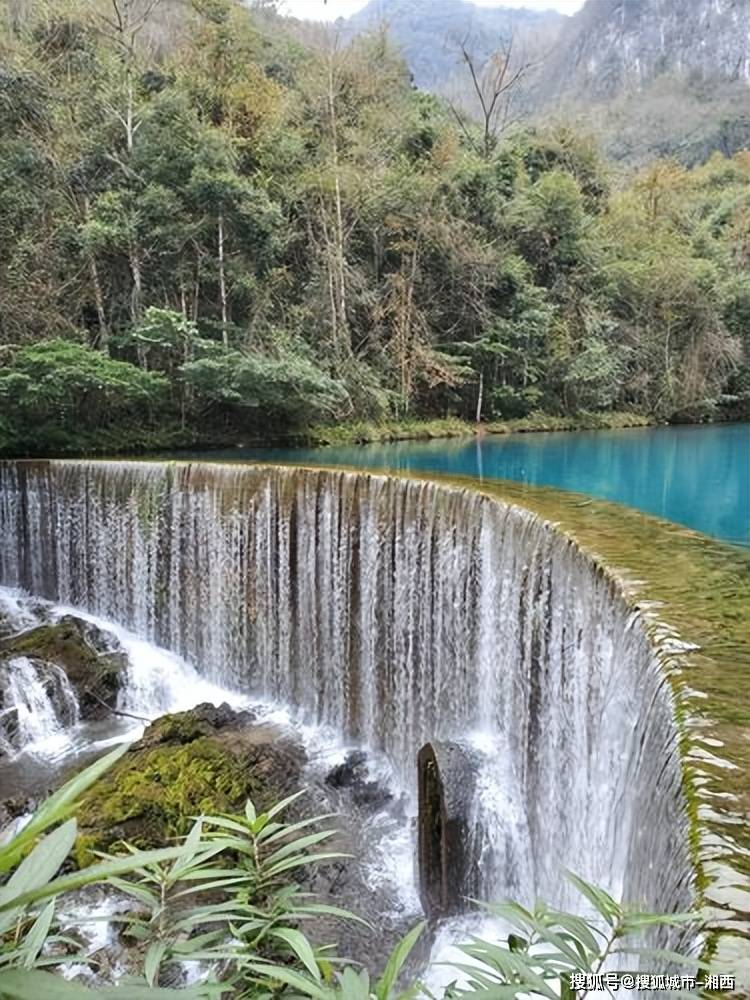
{"left": 74, "top": 703, "right": 306, "bottom": 867}
{"left": 0, "top": 615, "right": 125, "bottom": 719}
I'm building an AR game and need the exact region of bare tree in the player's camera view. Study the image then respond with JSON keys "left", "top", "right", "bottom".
{"left": 96, "top": 0, "right": 165, "bottom": 151}
{"left": 448, "top": 30, "right": 532, "bottom": 160}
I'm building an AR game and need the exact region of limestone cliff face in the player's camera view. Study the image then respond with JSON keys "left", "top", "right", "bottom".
{"left": 335, "top": 0, "right": 750, "bottom": 161}
{"left": 539, "top": 0, "right": 750, "bottom": 104}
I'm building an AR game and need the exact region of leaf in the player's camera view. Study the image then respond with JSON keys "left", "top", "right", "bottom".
{"left": 507, "top": 934, "right": 527, "bottom": 953}
{"left": 564, "top": 871, "right": 621, "bottom": 927}
{"left": 265, "top": 788, "right": 307, "bottom": 821}
{"left": 294, "top": 901, "right": 369, "bottom": 926}
{"left": 174, "top": 819, "right": 204, "bottom": 872}
{"left": 0, "top": 819, "right": 78, "bottom": 907}
{"left": 0, "top": 745, "right": 129, "bottom": 874}
{"left": 620, "top": 910, "right": 701, "bottom": 932}
{"left": 0, "top": 846, "right": 188, "bottom": 913}
{"left": 105, "top": 877, "right": 159, "bottom": 907}
{"left": 456, "top": 942, "right": 558, "bottom": 999}
{"left": 338, "top": 967, "right": 371, "bottom": 1000}
{"left": 615, "top": 945, "right": 709, "bottom": 970}
{"left": 145, "top": 940, "right": 169, "bottom": 986}
{"left": 375, "top": 922, "right": 426, "bottom": 1000}
{"left": 200, "top": 815, "right": 249, "bottom": 835}
{"left": 264, "top": 830, "right": 337, "bottom": 865}
{"left": 0, "top": 968, "right": 226, "bottom": 998}
{"left": 269, "top": 926, "right": 321, "bottom": 979}
{"left": 263, "top": 850, "right": 348, "bottom": 878}
{"left": 258, "top": 814, "right": 336, "bottom": 845}
{"left": 544, "top": 910, "right": 605, "bottom": 953}
{"left": 242, "top": 962, "right": 333, "bottom": 999}
{"left": 561, "top": 978, "right": 576, "bottom": 1000}
{"left": 244, "top": 800, "right": 257, "bottom": 824}
{"left": 21, "top": 901, "right": 56, "bottom": 969}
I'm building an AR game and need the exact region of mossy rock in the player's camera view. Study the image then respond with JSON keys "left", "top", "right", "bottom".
{"left": 0, "top": 615, "right": 126, "bottom": 718}
{"left": 74, "top": 703, "right": 307, "bottom": 867}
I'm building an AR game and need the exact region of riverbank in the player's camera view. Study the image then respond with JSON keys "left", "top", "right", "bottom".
{"left": 0, "top": 411, "right": 658, "bottom": 459}
{"left": 306, "top": 411, "right": 656, "bottom": 447}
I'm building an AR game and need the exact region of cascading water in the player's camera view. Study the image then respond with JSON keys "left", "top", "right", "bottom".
{"left": 0, "top": 460, "right": 695, "bottom": 949}
{"left": 0, "top": 655, "right": 79, "bottom": 756}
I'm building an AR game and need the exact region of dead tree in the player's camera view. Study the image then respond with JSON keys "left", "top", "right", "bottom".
{"left": 449, "top": 31, "right": 531, "bottom": 160}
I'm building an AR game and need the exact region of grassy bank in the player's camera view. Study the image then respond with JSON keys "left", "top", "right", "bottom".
{"left": 307, "top": 411, "right": 656, "bottom": 447}
{"left": 0, "top": 411, "right": 669, "bottom": 459}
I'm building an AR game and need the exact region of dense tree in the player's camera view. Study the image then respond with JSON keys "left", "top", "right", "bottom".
{"left": 0, "top": 0, "right": 748, "bottom": 455}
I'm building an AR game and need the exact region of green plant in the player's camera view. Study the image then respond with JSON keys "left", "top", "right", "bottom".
{"left": 0, "top": 745, "right": 218, "bottom": 998}
{"left": 109, "top": 792, "right": 356, "bottom": 990}
{"left": 434, "top": 873, "right": 705, "bottom": 1000}
{"left": 0, "top": 751, "right": 707, "bottom": 1000}
{"left": 241, "top": 920, "right": 426, "bottom": 1000}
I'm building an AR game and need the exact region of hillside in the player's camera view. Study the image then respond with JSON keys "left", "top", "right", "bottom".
{"left": 533, "top": 0, "right": 750, "bottom": 163}
{"left": 2, "top": 0, "right": 750, "bottom": 459}
{"left": 342, "top": 0, "right": 563, "bottom": 91}
{"left": 332, "top": 0, "right": 750, "bottom": 164}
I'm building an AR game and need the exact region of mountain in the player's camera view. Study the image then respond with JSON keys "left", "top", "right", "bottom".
{"left": 341, "top": 0, "right": 564, "bottom": 92}
{"left": 330, "top": 0, "right": 750, "bottom": 165}
{"left": 529, "top": 0, "right": 750, "bottom": 163}
{"left": 538, "top": 0, "right": 750, "bottom": 102}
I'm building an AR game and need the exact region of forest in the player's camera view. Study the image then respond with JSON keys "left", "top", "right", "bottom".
{"left": 2, "top": 0, "right": 750, "bottom": 455}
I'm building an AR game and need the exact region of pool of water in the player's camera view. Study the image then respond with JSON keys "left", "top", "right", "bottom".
{"left": 181, "top": 422, "right": 750, "bottom": 546}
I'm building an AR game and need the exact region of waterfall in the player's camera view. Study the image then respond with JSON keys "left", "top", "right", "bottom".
{"left": 0, "top": 459, "right": 694, "bottom": 921}
{"left": 0, "top": 656, "right": 79, "bottom": 756}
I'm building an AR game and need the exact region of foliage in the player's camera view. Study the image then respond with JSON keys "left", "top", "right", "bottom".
{"left": 0, "top": 341, "right": 167, "bottom": 454}
{"left": 180, "top": 347, "right": 348, "bottom": 423}
{"left": 0, "top": 746, "right": 207, "bottom": 998}
{"left": 0, "top": 749, "right": 705, "bottom": 998}
{"left": 436, "top": 873, "right": 704, "bottom": 999}
{"left": 0, "top": 0, "right": 748, "bottom": 454}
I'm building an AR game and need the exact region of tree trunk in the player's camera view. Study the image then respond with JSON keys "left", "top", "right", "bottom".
{"left": 129, "top": 244, "right": 142, "bottom": 323}
{"left": 475, "top": 369, "right": 484, "bottom": 424}
{"left": 83, "top": 196, "right": 108, "bottom": 351}
{"left": 327, "top": 53, "right": 349, "bottom": 357}
{"left": 125, "top": 76, "right": 135, "bottom": 152}
{"left": 89, "top": 255, "right": 108, "bottom": 352}
{"left": 218, "top": 207, "right": 228, "bottom": 348}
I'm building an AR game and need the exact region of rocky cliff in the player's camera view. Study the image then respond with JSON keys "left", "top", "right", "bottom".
{"left": 336, "top": 0, "right": 750, "bottom": 164}
{"left": 537, "top": 0, "right": 750, "bottom": 101}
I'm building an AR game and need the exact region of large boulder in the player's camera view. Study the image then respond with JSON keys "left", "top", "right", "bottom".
{"left": 73, "top": 702, "right": 307, "bottom": 867}
{"left": 0, "top": 615, "right": 126, "bottom": 720}
{"left": 417, "top": 740, "right": 483, "bottom": 919}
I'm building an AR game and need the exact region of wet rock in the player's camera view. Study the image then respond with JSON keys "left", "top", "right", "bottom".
{"left": 139, "top": 701, "right": 257, "bottom": 747}
{"left": 325, "top": 750, "right": 393, "bottom": 810}
{"left": 0, "top": 615, "right": 126, "bottom": 720}
{"left": 417, "top": 740, "right": 482, "bottom": 919}
{"left": 0, "top": 794, "right": 35, "bottom": 833}
{"left": 74, "top": 703, "right": 307, "bottom": 867}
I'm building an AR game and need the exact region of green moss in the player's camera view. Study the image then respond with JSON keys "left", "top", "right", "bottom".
{"left": 75, "top": 737, "right": 260, "bottom": 866}
{"left": 144, "top": 712, "right": 216, "bottom": 745}
{"left": 0, "top": 618, "right": 123, "bottom": 704}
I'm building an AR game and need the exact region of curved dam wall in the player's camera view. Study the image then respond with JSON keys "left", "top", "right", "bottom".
{"left": 0, "top": 459, "right": 693, "bottom": 919}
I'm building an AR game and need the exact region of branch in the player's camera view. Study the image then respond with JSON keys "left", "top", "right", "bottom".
{"left": 447, "top": 99, "right": 481, "bottom": 156}
{"left": 460, "top": 38, "right": 490, "bottom": 121}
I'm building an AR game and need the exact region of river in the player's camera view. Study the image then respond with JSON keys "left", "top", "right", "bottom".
{"left": 182, "top": 422, "right": 750, "bottom": 546}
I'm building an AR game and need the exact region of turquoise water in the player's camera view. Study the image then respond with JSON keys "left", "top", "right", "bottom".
{"left": 189, "top": 422, "right": 750, "bottom": 546}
